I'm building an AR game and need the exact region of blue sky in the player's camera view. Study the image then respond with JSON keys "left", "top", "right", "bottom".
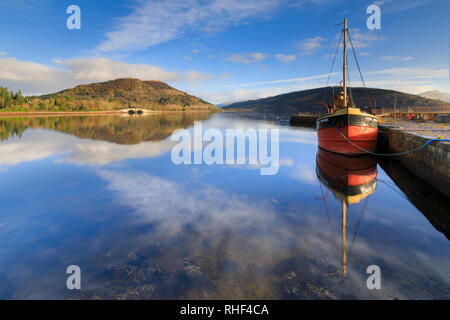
{"left": 0, "top": 0, "right": 448, "bottom": 103}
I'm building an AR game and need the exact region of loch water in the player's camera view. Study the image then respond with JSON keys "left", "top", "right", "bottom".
{"left": 0, "top": 112, "right": 448, "bottom": 299}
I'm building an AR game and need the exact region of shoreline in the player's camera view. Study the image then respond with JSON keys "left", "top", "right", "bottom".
{"left": 0, "top": 109, "right": 216, "bottom": 117}
{"left": 0, "top": 110, "right": 125, "bottom": 117}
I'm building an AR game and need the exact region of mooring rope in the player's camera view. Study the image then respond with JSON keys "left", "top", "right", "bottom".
{"left": 333, "top": 123, "right": 450, "bottom": 156}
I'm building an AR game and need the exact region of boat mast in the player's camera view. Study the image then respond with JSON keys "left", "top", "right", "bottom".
{"left": 343, "top": 18, "right": 348, "bottom": 108}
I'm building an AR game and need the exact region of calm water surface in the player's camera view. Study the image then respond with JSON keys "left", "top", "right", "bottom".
{"left": 0, "top": 112, "right": 448, "bottom": 299}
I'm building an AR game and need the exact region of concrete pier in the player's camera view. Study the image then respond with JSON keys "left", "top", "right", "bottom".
{"left": 378, "top": 120, "right": 450, "bottom": 198}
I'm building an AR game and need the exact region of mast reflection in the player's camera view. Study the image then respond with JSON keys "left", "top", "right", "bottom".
{"left": 315, "top": 148, "right": 378, "bottom": 276}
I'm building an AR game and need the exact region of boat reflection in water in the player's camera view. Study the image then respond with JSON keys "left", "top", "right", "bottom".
{"left": 315, "top": 148, "right": 378, "bottom": 276}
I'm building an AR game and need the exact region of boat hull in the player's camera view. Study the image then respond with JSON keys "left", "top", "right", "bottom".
{"left": 316, "top": 112, "right": 377, "bottom": 155}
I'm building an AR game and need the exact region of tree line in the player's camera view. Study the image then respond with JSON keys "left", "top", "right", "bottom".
{"left": 0, "top": 87, "right": 26, "bottom": 109}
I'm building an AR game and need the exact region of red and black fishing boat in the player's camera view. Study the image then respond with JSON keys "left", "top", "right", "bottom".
{"left": 317, "top": 18, "right": 378, "bottom": 156}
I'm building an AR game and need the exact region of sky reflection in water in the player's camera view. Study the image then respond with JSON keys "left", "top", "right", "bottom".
{"left": 0, "top": 112, "right": 448, "bottom": 299}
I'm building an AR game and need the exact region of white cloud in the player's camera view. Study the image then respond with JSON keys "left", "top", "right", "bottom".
{"left": 184, "top": 70, "right": 214, "bottom": 81}
{"left": 61, "top": 58, "right": 180, "bottom": 82}
{"left": 201, "top": 66, "right": 448, "bottom": 103}
{"left": 291, "top": 163, "right": 318, "bottom": 185}
{"left": 66, "top": 140, "right": 175, "bottom": 165}
{"left": 96, "top": 0, "right": 280, "bottom": 53}
{"left": 0, "top": 0, "right": 50, "bottom": 9}
{"left": 201, "top": 73, "right": 334, "bottom": 103}
{"left": 353, "top": 67, "right": 449, "bottom": 94}
{"left": 325, "top": 50, "right": 371, "bottom": 60}
{"left": 296, "top": 36, "right": 327, "bottom": 56}
{"left": 218, "top": 72, "right": 334, "bottom": 88}
{"left": 345, "top": 29, "right": 386, "bottom": 48}
{"left": 224, "top": 52, "right": 269, "bottom": 64}
{"left": 380, "top": 56, "right": 414, "bottom": 62}
{"left": 98, "top": 168, "right": 276, "bottom": 234}
{"left": 365, "top": 67, "right": 448, "bottom": 79}
{"left": 374, "top": 0, "right": 434, "bottom": 14}
{"left": 279, "top": 157, "right": 294, "bottom": 166}
{"left": 0, "top": 130, "right": 175, "bottom": 167}
{"left": 0, "top": 51, "right": 6, "bottom": 56}
{"left": 201, "top": 84, "right": 313, "bottom": 104}
{"left": 0, "top": 57, "right": 213, "bottom": 95}
{"left": 275, "top": 54, "right": 297, "bottom": 63}
{"left": 0, "top": 132, "right": 72, "bottom": 166}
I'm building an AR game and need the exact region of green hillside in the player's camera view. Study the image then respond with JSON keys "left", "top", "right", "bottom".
{"left": 1, "top": 78, "right": 217, "bottom": 112}
{"left": 40, "top": 78, "right": 216, "bottom": 111}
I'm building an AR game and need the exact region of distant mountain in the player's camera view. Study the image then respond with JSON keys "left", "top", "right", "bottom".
{"left": 223, "top": 87, "right": 450, "bottom": 114}
{"left": 215, "top": 102, "right": 234, "bottom": 108}
{"left": 38, "top": 78, "right": 217, "bottom": 111}
{"left": 419, "top": 90, "right": 450, "bottom": 103}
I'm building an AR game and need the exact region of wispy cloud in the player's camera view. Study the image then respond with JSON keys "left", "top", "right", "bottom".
{"left": 374, "top": 0, "right": 435, "bottom": 14}
{"left": 218, "top": 72, "right": 334, "bottom": 88}
{"left": 202, "top": 66, "right": 448, "bottom": 103}
{"left": 365, "top": 67, "right": 448, "bottom": 79}
{"left": 0, "top": 0, "right": 51, "bottom": 9}
{"left": 98, "top": 168, "right": 276, "bottom": 234}
{"left": 96, "top": 0, "right": 280, "bottom": 53}
{"left": 0, "top": 130, "right": 175, "bottom": 167}
{"left": 346, "top": 29, "right": 386, "bottom": 48}
{"left": 290, "top": 164, "right": 318, "bottom": 185}
{"left": 325, "top": 51, "right": 369, "bottom": 59}
{"left": 275, "top": 54, "right": 297, "bottom": 63}
{"left": 184, "top": 70, "right": 214, "bottom": 81}
{"left": 380, "top": 56, "right": 414, "bottom": 62}
{"left": 354, "top": 67, "right": 449, "bottom": 94}
{"left": 296, "top": 36, "right": 327, "bottom": 56}
{"left": 0, "top": 57, "right": 213, "bottom": 95}
{"left": 224, "top": 52, "right": 268, "bottom": 64}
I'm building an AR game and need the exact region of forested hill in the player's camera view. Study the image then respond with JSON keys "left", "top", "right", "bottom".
{"left": 223, "top": 87, "right": 450, "bottom": 114}
{"left": 0, "top": 78, "right": 217, "bottom": 112}
{"left": 40, "top": 78, "right": 215, "bottom": 111}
